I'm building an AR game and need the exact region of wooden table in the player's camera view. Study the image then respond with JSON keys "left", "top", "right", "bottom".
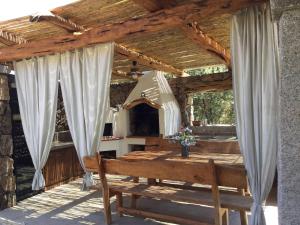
{"left": 118, "top": 150, "right": 247, "bottom": 189}
{"left": 119, "top": 150, "right": 243, "bottom": 166}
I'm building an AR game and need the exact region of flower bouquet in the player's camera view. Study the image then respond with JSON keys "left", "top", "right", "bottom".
{"left": 170, "top": 127, "right": 196, "bottom": 158}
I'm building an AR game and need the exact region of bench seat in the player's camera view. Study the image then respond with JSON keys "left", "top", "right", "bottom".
{"left": 109, "top": 181, "right": 252, "bottom": 211}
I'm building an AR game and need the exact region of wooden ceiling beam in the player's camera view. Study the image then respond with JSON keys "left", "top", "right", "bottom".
{"left": 181, "top": 21, "right": 231, "bottom": 66}
{"left": 29, "top": 13, "right": 186, "bottom": 76}
{"left": 133, "top": 0, "right": 231, "bottom": 66}
{"left": 0, "top": 30, "right": 27, "bottom": 46}
{"left": 170, "top": 71, "right": 232, "bottom": 93}
{"left": 132, "top": 0, "right": 265, "bottom": 67}
{"left": 30, "top": 12, "right": 85, "bottom": 33}
{"left": 115, "top": 43, "right": 184, "bottom": 76}
{"left": 0, "top": 4, "right": 197, "bottom": 62}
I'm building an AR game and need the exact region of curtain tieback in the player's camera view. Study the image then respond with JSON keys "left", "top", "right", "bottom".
{"left": 253, "top": 201, "right": 266, "bottom": 207}
{"left": 82, "top": 172, "right": 95, "bottom": 191}
{"left": 32, "top": 169, "right": 45, "bottom": 190}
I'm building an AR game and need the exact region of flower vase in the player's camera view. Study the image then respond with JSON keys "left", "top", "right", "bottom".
{"left": 181, "top": 145, "right": 189, "bottom": 158}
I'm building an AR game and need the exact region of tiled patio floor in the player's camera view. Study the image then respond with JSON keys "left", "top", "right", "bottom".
{"left": 0, "top": 178, "right": 278, "bottom": 225}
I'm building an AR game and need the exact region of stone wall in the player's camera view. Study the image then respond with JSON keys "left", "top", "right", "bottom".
{"left": 270, "top": 1, "right": 300, "bottom": 224}
{"left": 191, "top": 125, "right": 236, "bottom": 136}
{"left": 0, "top": 73, "right": 16, "bottom": 210}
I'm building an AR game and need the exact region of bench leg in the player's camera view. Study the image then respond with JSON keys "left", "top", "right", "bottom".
{"left": 102, "top": 190, "right": 112, "bottom": 225}
{"left": 240, "top": 210, "right": 248, "bottom": 225}
{"left": 116, "top": 192, "right": 123, "bottom": 217}
{"left": 131, "top": 176, "right": 140, "bottom": 209}
{"left": 147, "top": 178, "right": 157, "bottom": 185}
{"left": 238, "top": 189, "right": 248, "bottom": 225}
{"left": 131, "top": 195, "right": 139, "bottom": 209}
{"left": 222, "top": 209, "right": 229, "bottom": 225}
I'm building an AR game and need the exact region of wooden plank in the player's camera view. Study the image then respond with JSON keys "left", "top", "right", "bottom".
{"left": 119, "top": 207, "right": 213, "bottom": 225}
{"left": 104, "top": 158, "right": 214, "bottom": 185}
{"left": 83, "top": 155, "right": 98, "bottom": 173}
{"left": 110, "top": 181, "right": 252, "bottom": 211}
{"left": 220, "top": 192, "right": 252, "bottom": 211}
{"left": 216, "top": 165, "right": 247, "bottom": 189}
{"left": 118, "top": 150, "right": 247, "bottom": 189}
{"left": 0, "top": 4, "right": 198, "bottom": 62}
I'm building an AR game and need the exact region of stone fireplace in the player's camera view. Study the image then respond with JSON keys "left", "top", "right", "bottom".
{"left": 129, "top": 103, "right": 159, "bottom": 137}
{"left": 115, "top": 71, "right": 181, "bottom": 139}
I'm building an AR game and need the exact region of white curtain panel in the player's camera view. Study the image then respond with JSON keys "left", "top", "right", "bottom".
{"left": 156, "top": 71, "right": 181, "bottom": 136}
{"left": 231, "top": 4, "right": 279, "bottom": 225}
{"left": 60, "top": 43, "right": 114, "bottom": 189}
{"left": 14, "top": 55, "right": 60, "bottom": 190}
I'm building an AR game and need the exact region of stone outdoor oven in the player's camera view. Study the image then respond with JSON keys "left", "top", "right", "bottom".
{"left": 118, "top": 71, "right": 181, "bottom": 138}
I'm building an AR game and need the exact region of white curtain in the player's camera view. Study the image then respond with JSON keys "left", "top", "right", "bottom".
{"left": 60, "top": 43, "right": 114, "bottom": 189}
{"left": 156, "top": 71, "right": 181, "bottom": 136}
{"left": 14, "top": 55, "right": 60, "bottom": 190}
{"left": 231, "top": 4, "right": 279, "bottom": 225}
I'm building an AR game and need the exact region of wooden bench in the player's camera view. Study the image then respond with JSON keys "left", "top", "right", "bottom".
{"left": 83, "top": 153, "right": 252, "bottom": 225}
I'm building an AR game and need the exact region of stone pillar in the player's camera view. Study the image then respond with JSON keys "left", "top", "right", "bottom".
{"left": 270, "top": 2, "right": 300, "bottom": 225}
{"left": 0, "top": 68, "right": 16, "bottom": 209}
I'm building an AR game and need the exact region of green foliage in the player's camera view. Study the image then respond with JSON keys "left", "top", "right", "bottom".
{"left": 193, "top": 90, "right": 235, "bottom": 125}
{"left": 186, "top": 65, "right": 234, "bottom": 125}
{"left": 187, "top": 65, "right": 227, "bottom": 76}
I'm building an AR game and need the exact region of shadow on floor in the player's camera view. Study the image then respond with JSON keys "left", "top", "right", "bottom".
{"left": 0, "top": 178, "right": 277, "bottom": 225}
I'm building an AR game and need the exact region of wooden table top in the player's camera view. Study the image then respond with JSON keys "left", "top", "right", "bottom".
{"left": 118, "top": 150, "right": 244, "bottom": 167}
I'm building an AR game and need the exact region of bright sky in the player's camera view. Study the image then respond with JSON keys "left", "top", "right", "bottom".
{"left": 0, "top": 0, "right": 78, "bottom": 22}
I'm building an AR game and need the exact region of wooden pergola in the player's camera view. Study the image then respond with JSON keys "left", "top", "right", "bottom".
{"left": 0, "top": 0, "right": 264, "bottom": 84}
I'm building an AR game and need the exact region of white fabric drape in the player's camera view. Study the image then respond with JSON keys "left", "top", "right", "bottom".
{"left": 14, "top": 55, "right": 60, "bottom": 190}
{"left": 231, "top": 5, "right": 279, "bottom": 225}
{"left": 60, "top": 43, "right": 114, "bottom": 189}
{"left": 156, "top": 71, "right": 181, "bottom": 136}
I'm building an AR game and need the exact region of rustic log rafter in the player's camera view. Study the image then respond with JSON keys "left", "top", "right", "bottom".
{"left": 133, "top": 0, "right": 231, "bottom": 66}
{"left": 0, "top": 30, "right": 27, "bottom": 46}
{"left": 0, "top": 1, "right": 265, "bottom": 63}
{"left": 115, "top": 43, "right": 185, "bottom": 76}
{"left": 0, "top": 4, "right": 197, "bottom": 62}
{"left": 30, "top": 12, "right": 86, "bottom": 33}
{"left": 181, "top": 21, "right": 231, "bottom": 66}
{"left": 28, "top": 11, "right": 187, "bottom": 76}
{"left": 171, "top": 71, "right": 232, "bottom": 93}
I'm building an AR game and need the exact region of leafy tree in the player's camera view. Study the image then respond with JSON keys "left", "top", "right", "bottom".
{"left": 193, "top": 91, "right": 235, "bottom": 125}
{"left": 186, "top": 65, "right": 235, "bottom": 125}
